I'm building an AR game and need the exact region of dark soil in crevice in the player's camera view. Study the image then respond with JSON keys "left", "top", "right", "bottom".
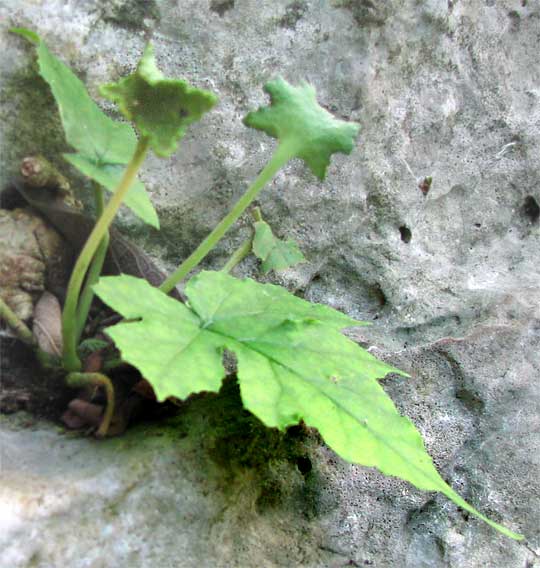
{"left": 0, "top": 337, "right": 70, "bottom": 418}
{"left": 0, "top": 336, "right": 175, "bottom": 432}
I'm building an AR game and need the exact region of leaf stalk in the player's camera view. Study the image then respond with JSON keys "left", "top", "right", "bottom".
{"left": 159, "top": 142, "right": 296, "bottom": 292}
{"left": 75, "top": 183, "right": 110, "bottom": 342}
{"left": 220, "top": 237, "right": 253, "bottom": 274}
{"left": 0, "top": 297, "right": 35, "bottom": 347}
{"left": 62, "top": 136, "right": 150, "bottom": 371}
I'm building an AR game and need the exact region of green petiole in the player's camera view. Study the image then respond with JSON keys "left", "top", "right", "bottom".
{"left": 220, "top": 237, "right": 253, "bottom": 274}
{"left": 75, "top": 182, "right": 110, "bottom": 343}
{"left": 62, "top": 137, "right": 150, "bottom": 372}
{"left": 0, "top": 296, "right": 35, "bottom": 347}
{"left": 159, "top": 142, "right": 296, "bottom": 293}
{"left": 220, "top": 207, "right": 264, "bottom": 274}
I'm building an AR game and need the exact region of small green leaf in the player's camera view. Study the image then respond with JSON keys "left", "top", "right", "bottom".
{"left": 9, "top": 27, "right": 40, "bottom": 45}
{"left": 100, "top": 44, "right": 218, "bottom": 157}
{"left": 11, "top": 28, "right": 158, "bottom": 227}
{"left": 252, "top": 220, "right": 305, "bottom": 273}
{"left": 243, "top": 77, "right": 360, "bottom": 180}
{"left": 94, "top": 271, "right": 522, "bottom": 540}
{"left": 64, "top": 154, "right": 159, "bottom": 228}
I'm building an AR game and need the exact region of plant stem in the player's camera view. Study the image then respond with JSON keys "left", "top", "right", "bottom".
{"left": 220, "top": 207, "right": 266, "bottom": 274}
{"left": 66, "top": 372, "right": 115, "bottom": 438}
{"left": 159, "top": 142, "right": 295, "bottom": 293}
{"left": 0, "top": 297, "right": 61, "bottom": 367}
{"left": 251, "top": 206, "right": 263, "bottom": 223}
{"left": 62, "top": 137, "right": 150, "bottom": 372}
{"left": 75, "top": 183, "right": 110, "bottom": 343}
{"left": 220, "top": 237, "right": 253, "bottom": 274}
{"left": 0, "top": 297, "right": 35, "bottom": 346}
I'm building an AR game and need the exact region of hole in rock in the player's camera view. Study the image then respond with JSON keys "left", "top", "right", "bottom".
{"left": 521, "top": 196, "right": 540, "bottom": 223}
{"left": 399, "top": 226, "right": 412, "bottom": 243}
{"left": 210, "top": 0, "right": 234, "bottom": 16}
{"left": 369, "top": 283, "right": 387, "bottom": 308}
{"left": 455, "top": 388, "right": 485, "bottom": 413}
{"left": 296, "top": 456, "right": 312, "bottom": 476}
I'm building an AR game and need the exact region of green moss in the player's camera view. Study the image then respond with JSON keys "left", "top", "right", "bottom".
{"left": 0, "top": 63, "right": 68, "bottom": 188}
{"left": 138, "top": 375, "right": 331, "bottom": 513}
{"left": 210, "top": 0, "right": 235, "bottom": 17}
{"left": 181, "top": 375, "right": 310, "bottom": 471}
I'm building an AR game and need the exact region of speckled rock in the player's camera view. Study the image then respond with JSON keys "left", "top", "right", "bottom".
{"left": 0, "top": 1, "right": 539, "bottom": 566}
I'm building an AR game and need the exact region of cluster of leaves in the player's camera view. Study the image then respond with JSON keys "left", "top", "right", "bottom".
{"left": 9, "top": 29, "right": 522, "bottom": 540}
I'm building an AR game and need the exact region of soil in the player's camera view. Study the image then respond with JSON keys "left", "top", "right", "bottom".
{"left": 0, "top": 332, "right": 175, "bottom": 432}
{"left": 0, "top": 336, "right": 70, "bottom": 418}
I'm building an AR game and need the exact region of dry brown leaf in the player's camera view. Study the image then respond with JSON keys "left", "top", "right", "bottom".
{"left": 32, "top": 291, "right": 63, "bottom": 356}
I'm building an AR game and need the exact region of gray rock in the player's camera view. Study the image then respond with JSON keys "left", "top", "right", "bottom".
{"left": 0, "top": 0, "right": 539, "bottom": 566}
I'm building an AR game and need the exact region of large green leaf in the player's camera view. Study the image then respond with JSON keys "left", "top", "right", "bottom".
{"left": 100, "top": 44, "right": 218, "bottom": 157}
{"left": 11, "top": 28, "right": 158, "bottom": 227}
{"left": 252, "top": 220, "right": 305, "bottom": 273}
{"left": 243, "top": 77, "right": 360, "bottom": 180}
{"left": 93, "top": 271, "right": 522, "bottom": 540}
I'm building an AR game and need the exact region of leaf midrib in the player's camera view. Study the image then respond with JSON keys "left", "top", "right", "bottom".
{"left": 201, "top": 321, "right": 445, "bottom": 492}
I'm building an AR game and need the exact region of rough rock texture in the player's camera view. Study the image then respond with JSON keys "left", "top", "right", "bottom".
{"left": 0, "top": 1, "right": 539, "bottom": 566}
{"left": 0, "top": 208, "right": 66, "bottom": 320}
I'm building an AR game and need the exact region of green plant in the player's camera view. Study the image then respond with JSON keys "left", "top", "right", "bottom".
{"left": 3, "top": 29, "right": 523, "bottom": 540}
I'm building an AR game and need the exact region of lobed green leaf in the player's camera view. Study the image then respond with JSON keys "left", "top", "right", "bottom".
{"left": 94, "top": 272, "right": 362, "bottom": 402}
{"left": 243, "top": 77, "right": 360, "bottom": 180}
{"left": 93, "top": 271, "right": 522, "bottom": 540}
{"left": 252, "top": 220, "right": 305, "bottom": 273}
{"left": 100, "top": 44, "right": 218, "bottom": 157}
{"left": 11, "top": 28, "right": 158, "bottom": 227}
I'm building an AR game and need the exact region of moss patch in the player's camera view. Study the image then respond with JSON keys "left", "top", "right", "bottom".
{"left": 0, "top": 62, "right": 68, "bottom": 186}
{"left": 173, "top": 375, "right": 311, "bottom": 471}
{"left": 334, "top": 0, "right": 389, "bottom": 27}
{"left": 154, "top": 375, "right": 332, "bottom": 515}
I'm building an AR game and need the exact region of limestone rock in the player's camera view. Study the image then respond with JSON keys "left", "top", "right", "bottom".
{"left": 0, "top": 1, "right": 539, "bottom": 566}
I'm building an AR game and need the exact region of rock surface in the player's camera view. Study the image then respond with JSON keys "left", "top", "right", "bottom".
{"left": 0, "top": 208, "right": 65, "bottom": 320}
{"left": 0, "top": 1, "right": 539, "bottom": 566}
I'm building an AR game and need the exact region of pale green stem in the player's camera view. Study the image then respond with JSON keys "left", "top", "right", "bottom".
{"left": 220, "top": 238, "right": 253, "bottom": 274}
{"left": 0, "top": 297, "right": 60, "bottom": 368}
{"left": 220, "top": 207, "right": 266, "bottom": 273}
{"left": 62, "top": 137, "right": 150, "bottom": 372}
{"left": 0, "top": 297, "right": 35, "bottom": 346}
{"left": 159, "top": 143, "right": 296, "bottom": 293}
{"left": 75, "top": 183, "right": 110, "bottom": 342}
{"left": 251, "top": 207, "right": 263, "bottom": 223}
{"left": 66, "top": 372, "right": 115, "bottom": 438}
